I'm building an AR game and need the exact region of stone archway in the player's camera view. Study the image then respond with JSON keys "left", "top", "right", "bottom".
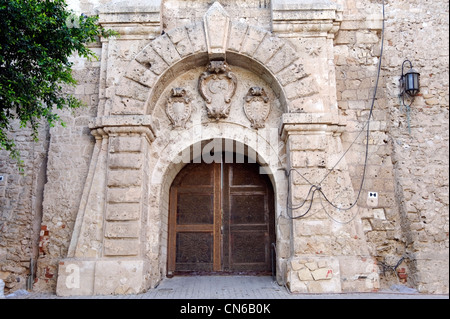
{"left": 150, "top": 134, "right": 288, "bottom": 287}
{"left": 56, "top": 1, "right": 379, "bottom": 296}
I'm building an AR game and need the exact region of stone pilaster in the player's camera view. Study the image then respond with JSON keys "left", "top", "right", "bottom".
{"left": 281, "top": 113, "right": 379, "bottom": 293}
{"left": 56, "top": 115, "right": 156, "bottom": 296}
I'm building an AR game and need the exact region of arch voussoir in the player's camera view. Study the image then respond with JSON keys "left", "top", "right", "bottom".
{"left": 135, "top": 45, "right": 170, "bottom": 76}
{"left": 150, "top": 33, "right": 182, "bottom": 66}
{"left": 124, "top": 60, "right": 158, "bottom": 88}
{"left": 166, "top": 26, "right": 195, "bottom": 58}
{"left": 253, "top": 34, "right": 286, "bottom": 65}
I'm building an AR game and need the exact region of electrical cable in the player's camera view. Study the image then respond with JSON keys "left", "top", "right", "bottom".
{"left": 286, "top": 0, "right": 386, "bottom": 219}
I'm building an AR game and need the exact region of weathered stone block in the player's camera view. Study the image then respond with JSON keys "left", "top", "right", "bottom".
{"left": 167, "top": 26, "right": 194, "bottom": 57}
{"left": 287, "top": 270, "right": 308, "bottom": 293}
{"left": 110, "top": 96, "right": 146, "bottom": 115}
{"left": 266, "top": 43, "right": 298, "bottom": 74}
{"left": 105, "top": 221, "right": 140, "bottom": 238}
{"left": 307, "top": 279, "right": 340, "bottom": 293}
{"left": 115, "top": 79, "right": 149, "bottom": 102}
{"left": 372, "top": 208, "right": 386, "bottom": 220}
{"left": 56, "top": 260, "right": 96, "bottom": 296}
{"left": 106, "top": 203, "right": 141, "bottom": 221}
{"left": 311, "top": 268, "right": 333, "bottom": 280}
{"left": 104, "top": 239, "right": 139, "bottom": 256}
{"left": 291, "top": 151, "right": 307, "bottom": 168}
{"left": 289, "top": 96, "right": 324, "bottom": 113}
{"left": 253, "top": 35, "right": 284, "bottom": 64}
{"left": 107, "top": 187, "right": 142, "bottom": 203}
{"left": 108, "top": 170, "right": 142, "bottom": 187}
{"left": 291, "top": 150, "right": 326, "bottom": 168}
{"left": 204, "top": 1, "right": 230, "bottom": 60}
{"left": 276, "top": 60, "right": 309, "bottom": 86}
{"left": 124, "top": 60, "right": 158, "bottom": 88}
{"left": 294, "top": 236, "right": 332, "bottom": 255}
{"left": 186, "top": 22, "right": 207, "bottom": 53}
{"left": 298, "top": 268, "right": 314, "bottom": 281}
{"left": 290, "top": 259, "right": 303, "bottom": 271}
{"left": 241, "top": 26, "right": 266, "bottom": 56}
{"left": 151, "top": 34, "right": 181, "bottom": 65}
{"left": 335, "top": 30, "right": 356, "bottom": 44}
{"left": 228, "top": 22, "right": 248, "bottom": 52}
{"left": 289, "top": 134, "right": 327, "bottom": 151}
{"left": 93, "top": 259, "right": 147, "bottom": 295}
{"left": 108, "top": 153, "right": 143, "bottom": 169}
{"left": 135, "top": 45, "right": 169, "bottom": 75}
{"left": 287, "top": 257, "right": 342, "bottom": 293}
{"left": 295, "top": 220, "right": 332, "bottom": 237}
{"left": 109, "top": 136, "right": 142, "bottom": 153}
{"left": 285, "top": 77, "right": 319, "bottom": 100}
{"left": 339, "top": 257, "right": 380, "bottom": 292}
{"left": 356, "top": 31, "right": 379, "bottom": 44}
{"left": 305, "top": 262, "right": 318, "bottom": 271}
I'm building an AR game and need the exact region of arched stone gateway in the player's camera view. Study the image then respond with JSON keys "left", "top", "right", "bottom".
{"left": 56, "top": 1, "right": 380, "bottom": 296}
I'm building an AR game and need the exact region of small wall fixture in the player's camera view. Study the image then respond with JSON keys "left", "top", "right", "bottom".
{"left": 400, "top": 59, "right": 420, "bottom": 104}
{"left": 399, "top": 59, "right": 420, "bottom": 133}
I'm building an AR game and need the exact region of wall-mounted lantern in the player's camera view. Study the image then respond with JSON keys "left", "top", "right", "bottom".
{"left": 400, "top": 59, "right": 420, "bottom": 104}
{"left": 399, "top": 59, "right": 420, "bottom": 133}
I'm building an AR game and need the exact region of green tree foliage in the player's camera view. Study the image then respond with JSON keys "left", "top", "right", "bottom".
{"left": 0, "top": 0, "right": 116, "bottom": 166}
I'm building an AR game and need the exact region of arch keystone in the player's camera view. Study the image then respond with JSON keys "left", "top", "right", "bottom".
{"left": 204, "top": 1, "right": 231, "bottom": 60}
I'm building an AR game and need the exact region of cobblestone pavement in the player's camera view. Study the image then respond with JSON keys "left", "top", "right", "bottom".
{"left": 5, "top": 276, "right": 449, "bottom": 299}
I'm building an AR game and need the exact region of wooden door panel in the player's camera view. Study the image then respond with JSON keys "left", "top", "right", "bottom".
{"left": 223, "top": 162, "right": 275, "bottom": 273}
{"left": 229, "top": 194, "right": 267, "bottom": 224}
{"left": 175, "top": 232, "right": 213, "bottom": 272}
{"left": 176, "top": 193, "right": 214, "bottom": 225}
{"left": 231, "top": 231, "right": 267, "bottom": 263}
{"left": 229, "top": 162, "right": 267, "bottom": 186}
{"left": 174, "top": 163, "right": 215, "bottom": 186}
{"left": 168, "top": 163, "right": 221, "bottom": 274}
{"left": 168, "top": 159, "right": 274, "bottom": 275}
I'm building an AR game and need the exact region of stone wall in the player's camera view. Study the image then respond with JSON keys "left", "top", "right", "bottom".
{"left": 0, "top": 0, "right": 448, "bottom": 295}
{"left": 332, "top": 0, "right": 449, "bottom": 294}
{"left": 384, "top": 0, "right": 449, "bottom": 294}
{"left": 0, "top": 122, "right": 48, "bottom": 292}
{"left": 333, "top": 0, "right": 405, "bottom": 289}
{"left": 32, "top": 49, "right": 101, "bottom": 292}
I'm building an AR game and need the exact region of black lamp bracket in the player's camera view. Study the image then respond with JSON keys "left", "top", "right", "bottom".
{"left": 399, "top": 59, "right": 417, "bottom": 108}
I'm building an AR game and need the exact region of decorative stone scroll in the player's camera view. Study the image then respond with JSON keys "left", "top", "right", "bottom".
{"left": 198, "top": 61, "right": 237, "bottom": 120}
{"left": 166, "top": 88, "right": 191, "bottom": 129}
{"left": 243, "top": 87, "right": 271, "bottom": 129}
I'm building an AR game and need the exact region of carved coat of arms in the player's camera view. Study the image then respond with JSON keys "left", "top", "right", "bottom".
{"left": 243, "top": 87, "right": 271, "bottom": 129}
{"left": 166, "top": 88, "right": 191, "bottom": 129}
{"left": 198, "top": 61, "right": 237, "bottom": 120}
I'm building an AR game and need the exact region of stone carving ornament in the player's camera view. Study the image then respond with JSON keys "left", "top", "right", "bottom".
{"left": 243, "top": 87, "right": 271, "bottom": 129}
{"left": 198, "top": 61, "right": 237, "bottom": 120}
{"left": 166, "top": 88, "right": 191, "bottom": 129}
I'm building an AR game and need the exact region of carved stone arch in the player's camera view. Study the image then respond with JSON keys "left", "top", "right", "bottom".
{"left": 111, "top": 3, "right": 315, "bottom": 117}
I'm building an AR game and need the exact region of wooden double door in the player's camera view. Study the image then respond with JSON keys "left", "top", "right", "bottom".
{"left": 168, "top": 160, "right": 275, "bottom": 275}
